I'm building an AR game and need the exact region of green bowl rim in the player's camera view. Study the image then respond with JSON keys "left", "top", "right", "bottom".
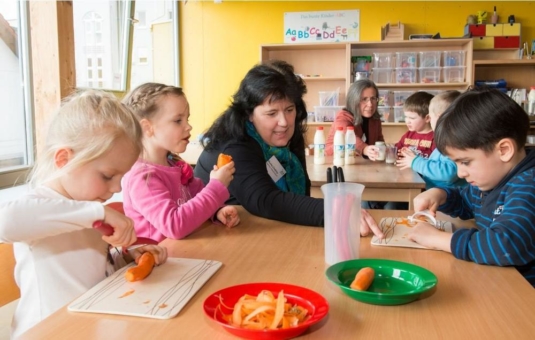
{"left": 325, "top": 258, "right": 438, "bottom": 297}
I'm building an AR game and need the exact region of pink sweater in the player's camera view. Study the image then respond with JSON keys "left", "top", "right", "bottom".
{"left": 122, "top": 159, "right": 229, "bottom": 242}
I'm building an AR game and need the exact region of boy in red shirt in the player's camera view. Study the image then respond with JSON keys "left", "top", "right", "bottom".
{"left": 395, "top": 91, "right": 435, "bottom": 159}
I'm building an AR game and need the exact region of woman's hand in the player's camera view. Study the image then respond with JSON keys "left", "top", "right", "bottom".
{"left": 210, "top": 161, "right": 235, "bottom": 187}
{"left": 102, "top": 206, "right": 137, "bottom": 248}
{"left": 364, "top": 145, "right": 380, "bottom": 161}
{"left": 216, "top": 206, "right": 240, "bottom": 228}
{"left": 129, "top": 245, "right": 168, "bottom": 266}
{"left": 360, "top": 208, "right": 384, "bottom": 239}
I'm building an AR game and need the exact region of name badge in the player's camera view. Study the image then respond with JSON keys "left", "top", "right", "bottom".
{"left": 266, "top": 156, "right": 286, "bottom": 183}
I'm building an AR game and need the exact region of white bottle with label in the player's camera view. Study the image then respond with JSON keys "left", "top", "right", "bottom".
{"left": 333, "top": 126, "right": 345, "bottom": 166}
{"left": 375, "top": 141, "right": 386, "bottom": 161}
{"left": 528, "top": 86, "right": 535, "bottom": 115}
{"left": 345, "top": 126, "right": 357, "bottom": 165}
{"left": 313, "top": 126, "right": 326, "bottom": 165}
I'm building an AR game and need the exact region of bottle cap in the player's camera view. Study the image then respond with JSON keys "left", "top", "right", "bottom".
{"left": 317, "top": 126, "right": 324, "bottom": 130}
{"left": 530, "top": 86, "right": 535, "bottom": 90}
{"left": 337, "top": 126, "right": 344, "bottom": 131}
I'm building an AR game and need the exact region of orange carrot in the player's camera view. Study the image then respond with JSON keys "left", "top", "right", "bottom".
{"left": 217, "top": 153, "right": 233, "bottom": 168}
{"left": 350, "top": 267, "right": 375, "bottom": 291}
{"left": 125, "top": 252, "right": 155, "bottom": 282}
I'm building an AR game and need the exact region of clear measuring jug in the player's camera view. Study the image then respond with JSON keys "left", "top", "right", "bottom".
{"left": 321, "top": 182, "right": 364, "bottom": 265}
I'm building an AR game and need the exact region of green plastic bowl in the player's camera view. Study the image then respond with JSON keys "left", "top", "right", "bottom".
{"left": 325, "top": 258, "right": 438, "bottom": 305}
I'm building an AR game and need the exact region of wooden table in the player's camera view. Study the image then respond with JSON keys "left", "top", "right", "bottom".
{"left": 20, "top": 208, "right": 535, "bottom": 339}
{"left": 306, "top": 156, "right": 426, "bottom": 210}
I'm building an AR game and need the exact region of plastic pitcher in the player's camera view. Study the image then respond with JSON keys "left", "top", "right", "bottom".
{"left": 321, "top": 182, "right": 364, "bottom": 265}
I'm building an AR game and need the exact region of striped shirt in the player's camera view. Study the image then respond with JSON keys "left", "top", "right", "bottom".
{"left": 439, "top": 149, "right": 535, "bottom": 287}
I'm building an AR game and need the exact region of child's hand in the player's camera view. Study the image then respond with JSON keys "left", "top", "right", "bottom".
{"left": 210, "top": 161, "right": 235, "bottom": 187}
{"left": 216, "top": 206, "right": 240, "bottom": 228}
{"left": 408, "top": 222, "right": 452, "bottom": 252}
{"left": 396, "top": 148, "right": 417, "bottom": 170}
{"left": 412, "top": 188, "right": 447, "bottom": 215}
{"left": 102, "top": 206, "right": 137, "bottom": 248}
{"left": 129, "top": 245, "right": 168, "bottom": 266}
{"left": 364, "top": 145, "right": 379, "bottom": 161}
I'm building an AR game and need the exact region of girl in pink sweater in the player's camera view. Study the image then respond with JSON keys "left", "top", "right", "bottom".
{"left": 122, "top": 83, "right": 240, "bottom": 242}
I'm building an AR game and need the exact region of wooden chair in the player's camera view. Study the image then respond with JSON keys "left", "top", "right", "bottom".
{"left": 0, "top": 243, "right": 19, "bottom": 338}
{"left": 0, "top": 243, "right": 19, "bottom": 307}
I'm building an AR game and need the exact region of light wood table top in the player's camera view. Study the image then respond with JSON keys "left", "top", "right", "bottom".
{"left": 306, "top": 155, "right": 425, "bottom": 189}
{"left": 20, "top": 208, "right": 535, "bottom": 339}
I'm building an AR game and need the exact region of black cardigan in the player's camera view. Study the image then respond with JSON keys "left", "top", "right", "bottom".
{"left": 194, "top": 137, "right": 324, "bottom": 226}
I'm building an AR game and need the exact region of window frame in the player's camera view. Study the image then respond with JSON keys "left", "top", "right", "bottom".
{"left": 0, "top": 0, "right": 34, "bottom": 189}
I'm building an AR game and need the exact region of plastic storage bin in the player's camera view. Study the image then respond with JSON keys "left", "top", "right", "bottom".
{"left": 373, "top": 52, "right": 394, "bottom": 68}
{"left": 419, "top": 67, "right": 442, "bottom": 83}
{"left": 319, "top": 91, "right": 339, "bottom": 106}
{"left": 377, "top": 106, "right": 392, "bottom": 122}
{"left": 395, "top": 68, "right": 417, "bottom": 83}
{"left": 372, "top": 68, "right": 393, "bottom": 84}
{"left": 393, "top": 106, "right": 405, "bottom": 123}
{"left": 396, "top": 52, "right": 418, "bottom": 68}
{"left": 443, "top": 50, "right": 466, "bottom": 67}
{"left": 419, "top": 51, "right": 441, "bottom": 68}
{"left": 443, "top": 66, "right": 466, "bottom": 83}
{"left": 378, "top": 89, "right": 392, "bottom": 106}
{"left": 314, "top": 105, "right": 344, "bottom": 122}
{"left": 393, "top": 91, "right": 413, "bottom": 106}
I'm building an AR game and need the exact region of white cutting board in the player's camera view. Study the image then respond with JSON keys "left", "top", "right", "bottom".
{"left": 68, "top": 258, "right": 221, "bottom": 319}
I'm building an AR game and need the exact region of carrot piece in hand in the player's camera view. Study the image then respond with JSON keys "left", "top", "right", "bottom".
{"left": 217, "top": 153, "right": 233, "bottom": 168}
{"left": 125, "top": 252, "right": 155, "bottom": 282}
{"left": 350, "top": 267, "right": 375, "bottom": 291}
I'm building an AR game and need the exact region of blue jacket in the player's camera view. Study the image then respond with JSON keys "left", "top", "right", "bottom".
{"left": 412, "top": 148, "right": 467, "bottom": 189}
{"left": 439, "top": 149, "right": 535, "bottom": 287}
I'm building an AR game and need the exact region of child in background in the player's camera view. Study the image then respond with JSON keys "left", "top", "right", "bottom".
{"left": 122, "top": 83, "right": 240, "bottom": 242}
{"left": 409, "top": 88, "right": 535, "bottom": 287}
{"left": 395, "top": 91, "right": 435, "bottom": 160}
{"left": 0, "top": 90, "right": 168, "bottom": 338}
{"left": 397, "top": 90, "right": 467, "bottom": 189}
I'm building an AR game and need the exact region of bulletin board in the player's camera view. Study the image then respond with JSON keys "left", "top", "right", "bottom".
{"left": 284, "top": 10, "right": 360, "bottom": 43}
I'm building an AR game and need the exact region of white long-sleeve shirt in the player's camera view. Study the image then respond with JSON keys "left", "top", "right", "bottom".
{"left": 0, "top": 186, "right": 108, "bottom": 339}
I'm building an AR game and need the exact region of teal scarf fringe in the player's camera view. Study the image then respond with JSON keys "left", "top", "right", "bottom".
{"left": 246, "top": 121, "right": 305, "bottom": 195}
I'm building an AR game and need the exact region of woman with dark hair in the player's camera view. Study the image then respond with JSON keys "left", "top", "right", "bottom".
{"left": 194, "top": 60, "right": 382, "bottom": 236}
{"left": 325, "top": 79, "right": 385, "bottom": 160}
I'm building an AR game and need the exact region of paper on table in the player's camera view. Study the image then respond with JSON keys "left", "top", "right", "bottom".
{"left": 371, "top": 217, "right": 453, "bottom": 249}
{"left": 68, "top": 258, "right": 221, "bottom": 319}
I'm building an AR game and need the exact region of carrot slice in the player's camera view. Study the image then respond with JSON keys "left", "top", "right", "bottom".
{"left": 350, "top": 267, "right": 375, "bottom": 291}
{"left": 125, "top": 252, "right": 155, "bottom": 282}
{"left": 217, "top": 153, "right": 233, "bottom": 168}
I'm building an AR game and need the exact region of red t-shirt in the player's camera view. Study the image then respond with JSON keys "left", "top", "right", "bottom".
{"left": 395, "top": 130, "right": 435, "bottom": 158}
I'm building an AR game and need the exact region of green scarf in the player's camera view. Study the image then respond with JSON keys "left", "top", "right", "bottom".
{"left": 246, "top": 121, "right": 306, "bottom": 195}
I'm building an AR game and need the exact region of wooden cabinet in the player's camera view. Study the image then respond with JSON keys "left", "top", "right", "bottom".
{"left": 260, "top": 39, "right": 474, "bottom": 145}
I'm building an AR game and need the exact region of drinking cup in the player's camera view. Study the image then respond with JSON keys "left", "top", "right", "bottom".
{"left": 321, "top": 182, "right": 364, "bottom": 265}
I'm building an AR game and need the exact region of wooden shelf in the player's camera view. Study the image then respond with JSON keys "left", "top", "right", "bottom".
{"left": 374, "top": 82, "right": 470, "bottom": 88}
{"left": 301, "top": 77, "right": 345, "bottom": 81}
{"left": 474, "top": 59, "right": 535, "bottom": 66}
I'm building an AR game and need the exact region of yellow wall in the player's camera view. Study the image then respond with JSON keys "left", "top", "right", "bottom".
{"left": 179, "top": 1, "right": 535, "bottom": 139}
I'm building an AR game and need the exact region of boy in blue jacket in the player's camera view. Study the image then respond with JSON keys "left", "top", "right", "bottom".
{"left": 409, "top": 88, "right": 535, "bottom": 287}
{"left": 397, "top": 90, "right": 467, "bottom": 189}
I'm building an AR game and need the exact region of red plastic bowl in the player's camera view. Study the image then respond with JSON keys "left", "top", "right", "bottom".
{"left": 203, "top": 282, "right": 329, "bottom": 339}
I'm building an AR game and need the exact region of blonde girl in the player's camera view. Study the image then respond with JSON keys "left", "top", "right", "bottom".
{"left": 0, "top": 90, "right": 168, "bottom": 338}
{"left": 122, "top": 83, "right": 239, "bottom": 242}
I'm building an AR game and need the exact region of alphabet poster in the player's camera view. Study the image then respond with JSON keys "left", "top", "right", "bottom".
{"left": 284, "top": 10, "right": 359, "bottom": 43}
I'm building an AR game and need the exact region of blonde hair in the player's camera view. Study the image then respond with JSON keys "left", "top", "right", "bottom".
{"left": 429, "top": 90, "right": 461, "bottom": 117}
{"left": 29, "top": 90, "right": 142, "bottom": 187}
{"left": 122, "top": 82, "right": 185, "bottom": 121}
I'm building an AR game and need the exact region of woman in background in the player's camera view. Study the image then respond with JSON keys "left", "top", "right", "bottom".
{"left": 325, "top": 79, "right": 384, "bottom": 160}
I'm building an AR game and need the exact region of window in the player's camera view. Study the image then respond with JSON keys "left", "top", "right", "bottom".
{"left": 0, "top": 0, "right": 34, "bottom": 188}
{"left": 73, "top": 0, "right": 132, "bottom": 91}
{"left": 130, "top": 0, "right": 179, "bottom": 88}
